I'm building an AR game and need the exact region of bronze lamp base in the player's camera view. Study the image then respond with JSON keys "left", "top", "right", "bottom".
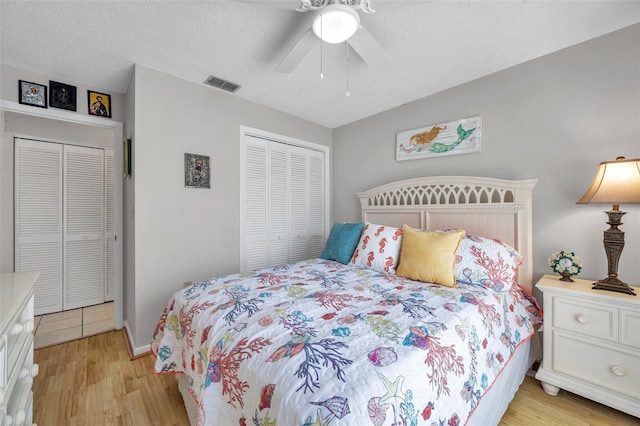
{"left": 592, "top": 276, "right": 637, "bottom": 295}
{"left": 592, "top": 208, "right": 637, "bottom": 296}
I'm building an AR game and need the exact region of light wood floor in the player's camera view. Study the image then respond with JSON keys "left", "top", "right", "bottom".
{"left": 34, "top": 302, "right": 114, "bottom": 349}
{"left": 33, "top": 330, "right": 639, "bottom": 425}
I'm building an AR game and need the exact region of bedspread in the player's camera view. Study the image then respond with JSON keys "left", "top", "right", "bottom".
{"left": 152, "top": 259, "right": 542, "bottom": 426}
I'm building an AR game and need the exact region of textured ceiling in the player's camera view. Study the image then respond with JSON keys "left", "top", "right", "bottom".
{"left": 1, "top": 1, "right": 639, "bottom": 128}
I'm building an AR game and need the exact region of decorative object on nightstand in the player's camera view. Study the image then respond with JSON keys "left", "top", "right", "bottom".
{"left": 548, "top": 251, "right": 582, "bottom": 282}
{"left": 534, "top": 275, "right": 640, "bottom": 418}
{"left": 577, "top": 156, "right": 640, "bottom": 296}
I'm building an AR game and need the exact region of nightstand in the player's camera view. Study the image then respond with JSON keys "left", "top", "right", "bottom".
{"left": 534, "top": 274, "right": 640, "bottom": 418}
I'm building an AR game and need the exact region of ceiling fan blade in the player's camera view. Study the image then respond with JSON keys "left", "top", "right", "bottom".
{"left": 348, "top": 27, "right": 389, "bottom": 69}
{"left": 234, "top": 0, "right": 299, "bottom": 10}
{"left": 276, "top": 28, "right": 317, "bottom": 73}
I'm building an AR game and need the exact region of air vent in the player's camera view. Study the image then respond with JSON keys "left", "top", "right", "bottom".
{"left": 204, "top": 75, "right": 241, "bottom": 93}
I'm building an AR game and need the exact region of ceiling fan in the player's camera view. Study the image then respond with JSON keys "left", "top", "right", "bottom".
{"left": 274, "top": 0, "right": 389, "bottom": 73}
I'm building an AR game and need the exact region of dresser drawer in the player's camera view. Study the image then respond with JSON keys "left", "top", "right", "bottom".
{"left": 553, "top": 297, "right": 617, "bottom": 341}
{"left": 554, "top": 333, "right": 640, "bottom": 399}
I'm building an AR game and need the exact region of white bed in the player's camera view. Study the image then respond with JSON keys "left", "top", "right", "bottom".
{"left": 155, "top": 176, "right": 541, "bottom": 426}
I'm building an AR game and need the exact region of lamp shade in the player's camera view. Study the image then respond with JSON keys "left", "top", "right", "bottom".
{"left": 577, "top": 157, "right": 640, "bottom": 204}
{"left": 312, "top": 4, "right": 360, "bottom": 44}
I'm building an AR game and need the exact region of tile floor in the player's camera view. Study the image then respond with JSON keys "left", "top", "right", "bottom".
{"left": 33, "top": 302, "right": 114, "bottom": 349}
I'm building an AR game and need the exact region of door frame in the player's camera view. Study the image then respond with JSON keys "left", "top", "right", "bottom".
{"left": 2, "top": 100, "right": 124, "bottom": 329}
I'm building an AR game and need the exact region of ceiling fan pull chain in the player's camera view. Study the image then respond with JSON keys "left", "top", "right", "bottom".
{"left": 320, "top": 14, "right": 324, "bottom": 79}
{"left": 345, "top": 42, "right": 351, "bottom": 97}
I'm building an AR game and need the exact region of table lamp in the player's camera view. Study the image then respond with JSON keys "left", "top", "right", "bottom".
{"left": 577, "top": 156, "right": 640, "bottom": 296}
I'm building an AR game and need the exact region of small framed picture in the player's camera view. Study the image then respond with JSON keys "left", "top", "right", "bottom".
{"left": 184, "top": 153, "right": 211, "bottom": 188}
{"left": 49, "top": 80, "right": 77, "bottom": 111}
{"left": 88, "top": 90, "right": 111, "bottom": 118}
{"left": 18, "top": 80, "right": 47, "bottom": 108}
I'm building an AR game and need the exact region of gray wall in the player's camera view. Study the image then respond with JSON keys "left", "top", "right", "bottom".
{"left": 332, "top": 24, "right": 640, "bottom": 289}
{"left": 128, "top": 64, "right": 332, "bottom": 351}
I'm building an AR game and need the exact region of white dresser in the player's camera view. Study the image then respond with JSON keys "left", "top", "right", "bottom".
{"left": 535, "top": 274, "right": 640, "bottom": 418}
{"left": 0, "top": 272, "right": 40, "bottom": 426}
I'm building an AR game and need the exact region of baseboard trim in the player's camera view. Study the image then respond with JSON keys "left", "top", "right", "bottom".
{"left": 122, "top": 321, "right": 151, "bottom": 359}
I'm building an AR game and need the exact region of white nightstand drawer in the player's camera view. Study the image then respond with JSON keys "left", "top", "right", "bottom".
{"left": 554, "top": 333, "right": 640, "bottom": 399}
{"left": 620, "top": 309, "right": 640, "bottom": 349}
{"left": 553, "top": 297, "right": 616, "bottom": 341}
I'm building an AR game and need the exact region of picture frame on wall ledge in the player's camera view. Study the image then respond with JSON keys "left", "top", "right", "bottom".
{"left": 396, "top": 115, "right": 482, "bottom": 161}
{"left": 49, "top": 80, "right": 77, "bottom": 111}
{"left": 88, "top": 90, "right": 111, "bottom": 118}
{"left": 18, "top": 80, "right": 47, "bottom": 108}
{"left": 184, "top": 153, "right": 211, "bottom": 188}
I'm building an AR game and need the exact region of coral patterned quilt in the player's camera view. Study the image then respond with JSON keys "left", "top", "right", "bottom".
{"left": 152, "top": 259, "right": 542, "bottom": 426}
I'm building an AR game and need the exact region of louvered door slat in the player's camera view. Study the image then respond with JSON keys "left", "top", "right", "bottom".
{"left": 242, "top": 138, "right": 269, "bottom": 270}
{"left": 14, "top": 139, "right": 63, "bottom": 315}
{"left": 289, "top": 147, "right": 309, "bottom": 262}
{"left": 63, "top": 145, "right": 104, "bottom": 310}
{"left": 105, "top": 150, "right": 115, "bottom": 301}
{"left": 308, "top": 152, "right": 326, "bottom": 258}
{"left": 269, "top": 144, "right": 289, "bottom": 266}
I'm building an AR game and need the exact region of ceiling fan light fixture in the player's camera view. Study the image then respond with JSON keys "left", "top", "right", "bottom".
{"left": 312, "top": 4, "right": 360, "bottom": 44}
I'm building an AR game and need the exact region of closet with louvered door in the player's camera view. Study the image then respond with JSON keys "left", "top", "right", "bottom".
{"left": 14, "top": 138, "right": 112, "bottom": 315}
{"left": 241, "top": 133, "right": 327, "bottom": 272}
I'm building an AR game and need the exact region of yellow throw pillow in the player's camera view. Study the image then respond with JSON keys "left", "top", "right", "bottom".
{"left": 396, "top": 226, "right": 465, "bottom": 287}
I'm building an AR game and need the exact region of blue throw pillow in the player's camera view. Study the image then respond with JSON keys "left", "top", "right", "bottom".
{"left": 320, "top": 222, "right": 365, "bottom": 264}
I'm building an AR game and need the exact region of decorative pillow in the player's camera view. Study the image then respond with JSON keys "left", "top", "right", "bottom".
{"left": 320, "top": 222, "right": 365, "bottom": 264}
{"left": 349, "top": 222, "right": 403, "bottom": 274}
{"left": 396, "top": 226, "right": 465, "bottom": 287}
{"left": 455, "top": 233, "right": 523, "bottom": 291}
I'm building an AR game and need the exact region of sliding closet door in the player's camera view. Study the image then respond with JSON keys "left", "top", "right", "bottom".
{"left": 63, "top": 145, "right": 105, "bottom": 310}
{"left": 14, "top": 139, "right": 64, "bottom": 315}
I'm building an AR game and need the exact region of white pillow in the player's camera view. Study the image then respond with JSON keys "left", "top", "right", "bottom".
{"left": 349, "top": 222, "right": 403, "bottom": 274}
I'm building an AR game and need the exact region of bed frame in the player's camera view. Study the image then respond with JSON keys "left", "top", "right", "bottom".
{"left": 178, "top": 176, "right": 539, "bottom": 425}
{"left": 357, "top": 176, "right": 538, "bottom": 290}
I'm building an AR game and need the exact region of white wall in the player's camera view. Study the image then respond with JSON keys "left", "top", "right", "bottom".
{"left": 332, "top": 24, "right": 640, "bottom": 291}
{"left": 129, "top": 64, "right": 332, "bottom": 351}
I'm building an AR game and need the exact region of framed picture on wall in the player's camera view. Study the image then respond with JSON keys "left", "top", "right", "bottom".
{"left": 18, "top": 80, "right": 47, "bottom": 108}
{"left": 396, "top": 115, "right": 482, "bottom": 161}
{"left": 88, "top": 90, "right": 111, "bottom": 118}
{"left": 49, "top": 80, "right": 77, "bottom": 111}
{"left": 184, "top": 153, "right": 211, "bottom": 188}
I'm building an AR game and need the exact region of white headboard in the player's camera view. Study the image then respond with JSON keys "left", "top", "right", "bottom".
{"left": 357, "top": 176, "right": 538, "bottom": 290}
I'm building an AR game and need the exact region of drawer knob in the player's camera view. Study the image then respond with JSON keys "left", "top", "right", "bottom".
{"left": 24, "top": 319, "right": 35, "bottom": 333}
{"left": 10, "top": 322, "right": 24, "bottom": 335}
{"left": 15, "top": 409, "right": 26, "bottom": 424}
{"left": 576, "top": 314, "right": 589, "bottom": 324}
{"left": 611, "top": 366, "right": 626, "bottom": 377}
{"left": 19, "top": 363, "right": 39, "bottom": 379}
